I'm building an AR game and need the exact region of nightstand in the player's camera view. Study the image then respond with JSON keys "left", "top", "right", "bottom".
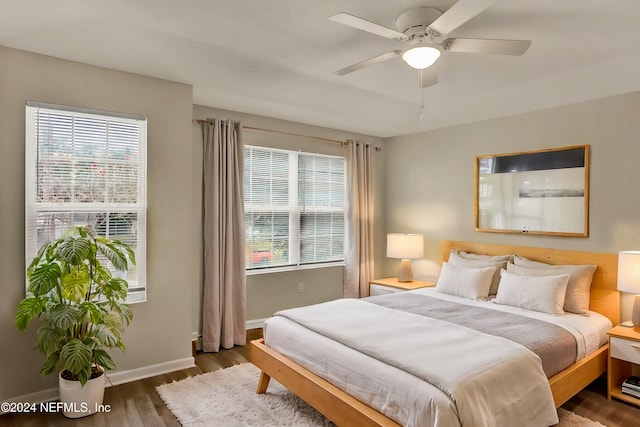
{"left": 369, "top": 277, "right": 435, "bottom": 296}
{"left": 607, "top": 324, "right": 640, "bottom": 405}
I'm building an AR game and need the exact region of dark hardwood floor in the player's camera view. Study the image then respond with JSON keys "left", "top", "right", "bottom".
{"left": 1, "top": 328, "right": 638, "bottom": 426}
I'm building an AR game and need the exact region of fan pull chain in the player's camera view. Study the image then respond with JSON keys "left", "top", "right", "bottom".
{"left": 419, "top": 71, "right": 425, "bottom": 120}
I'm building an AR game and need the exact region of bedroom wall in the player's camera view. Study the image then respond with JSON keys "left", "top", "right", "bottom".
{"left": 0, "top": 46, "right": 194, "bottom": 400}
{"left": 192, "top": 105, "right": 386, "bottom": 334}
{"left": 383, "top": 91, "right": 640, "bottom": 321}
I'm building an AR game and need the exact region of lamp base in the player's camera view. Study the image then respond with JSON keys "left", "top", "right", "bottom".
{"left": 632, "top": 295, "right": 640, "bottom": 333}
{"left": 397, "top": 259, "right": 413, "bottom": 282}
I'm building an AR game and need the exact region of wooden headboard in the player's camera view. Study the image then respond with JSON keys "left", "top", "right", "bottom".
{"left": 441, "top": 240, "right": 620, "bottom": 325}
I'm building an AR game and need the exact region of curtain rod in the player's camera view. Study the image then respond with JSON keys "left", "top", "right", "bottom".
{"left": 193, "top": 119, "right": 342, "bottom": 145}
{"left": 193, "top": 119, "right": 381, "bottom": 151}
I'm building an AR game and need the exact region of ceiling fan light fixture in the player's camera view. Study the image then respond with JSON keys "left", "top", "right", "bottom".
{"left": 402, "top": 45, "right": 441, "bottom": 69}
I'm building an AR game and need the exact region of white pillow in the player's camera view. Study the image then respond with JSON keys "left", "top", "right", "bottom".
{"left": 453, "top": 250, "right": 512, "bottom": 263}
{"left": 448, "top": 251, "right": 508, "bottom": 295}
{"left": 495, "top": 269, "right": 570, "bottom": 315}
{"left": 508, "top": 258, "right": 596, "bottom": 315}
{"left": 513, "top": 255, "right": 552, "bottom": 268}
{"left": 435, "top": 262, "right": 496, "bottom": 299}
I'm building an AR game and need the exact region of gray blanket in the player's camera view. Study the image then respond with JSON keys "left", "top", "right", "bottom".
{"left": 367, "top": 292, "right": 577, "bottom": 377}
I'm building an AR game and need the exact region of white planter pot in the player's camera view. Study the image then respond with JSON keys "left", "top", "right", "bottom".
{"left": 58, "top": 370, "right": 105, "bottom": 418}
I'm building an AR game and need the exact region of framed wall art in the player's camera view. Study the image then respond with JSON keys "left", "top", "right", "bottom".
{"left": 475, "top": 145, "right": 590, "bottom": 237}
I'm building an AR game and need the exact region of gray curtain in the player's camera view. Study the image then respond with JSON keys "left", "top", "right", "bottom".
{"left": 202, "top": 119, "right": 246, "bottom": 352}
{"left": 343, "top": 140, "right": 375, "bottom": 298}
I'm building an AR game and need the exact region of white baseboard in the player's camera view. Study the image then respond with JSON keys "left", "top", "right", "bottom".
{"left": 1, "top": 356, "right": 195, "bottom": 411}
{"left": 190, "top": 320, "right": 265, "bottom": 349}
{"left": 1, "top": 387, "right": 59, "bottom": 413}
{"left": 191, "top": 317, "right": 268, "bottom": 344}
{"left": 105, "top": 357, "right": 195, "bottom": 386}
{"left": 192, "top": 330, "right": 202, "bottom": 351}
{"left": 246, "top": 318, "right": 267, "bottom": 330}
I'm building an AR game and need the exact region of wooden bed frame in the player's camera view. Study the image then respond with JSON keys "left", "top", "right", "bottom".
{"left": 250, "top": 241, "right": 620, "bottom": 426}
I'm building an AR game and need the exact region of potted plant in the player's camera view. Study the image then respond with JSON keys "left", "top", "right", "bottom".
{"left": 16, "top": 225, "right": 134, "bottom": 418}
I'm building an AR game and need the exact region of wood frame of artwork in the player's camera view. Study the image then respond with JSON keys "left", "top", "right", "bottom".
{"left": 475, "top": 145, "right": 590, "bottom": 237}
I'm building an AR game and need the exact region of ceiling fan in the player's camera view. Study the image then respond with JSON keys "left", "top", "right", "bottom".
{"left": 330, "top": 0, "right": 531, "bottom": 87}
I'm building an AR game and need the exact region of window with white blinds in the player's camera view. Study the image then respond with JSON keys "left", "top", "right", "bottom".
{"left": 25, "top": 102, "right": 147, "bottom": 303}
{"left": 244, "top": 145, "right": 345, "bottom": 270}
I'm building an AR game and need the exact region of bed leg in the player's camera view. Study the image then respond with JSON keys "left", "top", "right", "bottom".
{"left": 257, "top": 371, "right": 271, "bottom": 394}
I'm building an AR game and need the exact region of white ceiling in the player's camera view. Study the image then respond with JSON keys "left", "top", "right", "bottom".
{"left": 2, "top": 0, "right": 640, "bottom": 138}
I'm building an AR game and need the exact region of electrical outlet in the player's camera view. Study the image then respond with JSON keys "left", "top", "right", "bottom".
{"left": 298, "top": 282, "right": 305, "bottom": 293}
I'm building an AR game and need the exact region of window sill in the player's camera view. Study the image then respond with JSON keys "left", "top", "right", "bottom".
{"left": 246, "top": 261, "right": 345, "bottom": 276}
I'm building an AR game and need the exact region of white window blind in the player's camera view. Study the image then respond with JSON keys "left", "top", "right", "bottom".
{"left": 25, "top": 102, "right": 147, "bottom": 303}
{"left": 244, "top": 146, "right": 345, "bottom": 270}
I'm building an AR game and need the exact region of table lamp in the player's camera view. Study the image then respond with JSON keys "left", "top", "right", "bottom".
{"left": 617, "top": 251, "right": 640, "bottom": 331}
{"left": 387, "top": 234, "right": 424, "bottom": 282}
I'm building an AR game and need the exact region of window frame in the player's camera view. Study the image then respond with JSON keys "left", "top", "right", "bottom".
{"left": 24, "top": 101, "right": 147, "bottom": 303}
{"left": 244, "top": 145, "right": 346, "bottom": 274}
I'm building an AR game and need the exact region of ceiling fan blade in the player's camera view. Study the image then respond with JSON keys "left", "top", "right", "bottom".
{"left": 334, "top": 51, "right": 401, "bottom": 76}
{"left": 420, "top": 68, "right": 438, "bottom": 88}
{"left": 429, "top": 0, "right": 494, "bottom": 35}
{"left": 330, "top": 12, "right": 405, "bottom": 40}
{"left": 443, "top": 38, "right": 531, "bottom": 55}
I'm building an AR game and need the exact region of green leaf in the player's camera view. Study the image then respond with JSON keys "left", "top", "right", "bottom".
{"left": 60, "top": 268, "right": 90, "bottom": 303}
{"left": 94, "top": 349, "right": 116, "bottom": 371}
{"left": 65, "top": 366, "right": 92, "bottom": 386}
{"left": 16, "top": 297, "right": 47, "bottom": 330}
{"left": 116, "top": 303, "right": 133, "bottom": 326}
{"left": 40, "top": 351, "right": 60, "bottom": 376}
{"left": 27, "top": 263, "right": 61, "bottom": 296}
{"left": 78, "top": 368, "right": 91, "bottom": 386}
{"left": 94, "top": 264, "right": 113, "bottom": 285}
{"left": 79, "top": 225, "right": 96, "bottom": 239}
{"left": 36, "top": 326, "right": 63, "bottom": 357}
{"left": 97, "top": 242, "right": 128, "bottom": 271}
{"left": 57, "top": 237, "right": 91, "bottom": 266}
{"left": 78, "top": 301, "right": 102, "bottom": 324}
{"left": 91, "top": 324, "right": 120, "bottom": 347}
{"left": 27, "top": 241, "right": 51, "bottom": 272}
{"left": 102, "top": 311, "right": 124, "bottom": 333}
{"left": 103, "top": 300, "right": 133, "bottom": 326}
{"left": 59, "top": 339, "right": 92, "bottom": 384}
{"left": 49, "top": 304, "right": 79, "bottom": 330}
{"left": 118, "top": 241, "right": 136, "bottom": 266}
{"left": 101, "top": 278, "right": 128, "bottom": 301}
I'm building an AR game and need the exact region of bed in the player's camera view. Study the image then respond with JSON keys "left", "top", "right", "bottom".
{"left": 250, "top": 241, "right": 620, "bottom": 426}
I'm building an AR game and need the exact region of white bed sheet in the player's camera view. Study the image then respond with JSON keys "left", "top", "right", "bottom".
{"left": 263, "top": 291, "right": 612, "bottom": 427}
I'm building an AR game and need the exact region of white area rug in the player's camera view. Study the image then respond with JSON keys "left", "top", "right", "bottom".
{"left": 156, "top": 363, "right": 606, "bottom": 427}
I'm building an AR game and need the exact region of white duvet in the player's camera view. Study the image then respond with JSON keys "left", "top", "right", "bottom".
{"left": 270, "top": 297, "right": 559, "bottom": 427}
{"left": 277, "top": 299, "right": 558, "bottom": 427}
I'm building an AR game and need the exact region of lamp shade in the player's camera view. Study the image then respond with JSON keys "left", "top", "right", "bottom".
{"left": 401, "top": 45, "right": 441, "bottom": 69}
{"left": 617, "top": 251, "right": 640, "bottom": 293}
{"left": 387, "top": 234, "right": 424, "bottom": 259}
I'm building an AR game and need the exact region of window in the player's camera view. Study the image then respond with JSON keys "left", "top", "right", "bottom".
{"left": 25, "top": 102, "right": 147, "bottom": 303}
{"left": 244, "top": 146, "right": 345, "bottom": 270}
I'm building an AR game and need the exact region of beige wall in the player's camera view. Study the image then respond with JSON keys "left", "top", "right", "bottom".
{"left": 383, "top": 91, "right": 640, "bottom": 320}
{"left": 6, "top": 42, "right": 637, "bottom": 401}
{"left": 192, "top": 105, "right": 385, "bottom": 332}
{"left": 0, "top": 46, "right": 194, "bottom": 400}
